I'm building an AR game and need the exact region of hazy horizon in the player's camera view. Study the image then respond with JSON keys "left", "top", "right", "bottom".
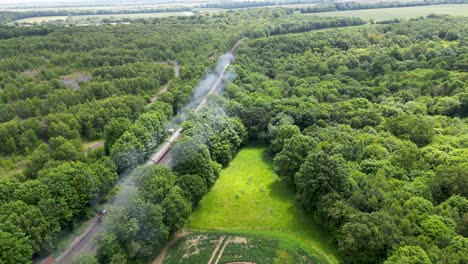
{"left": 0, "top": 0, "right": 212, "bottom": 7}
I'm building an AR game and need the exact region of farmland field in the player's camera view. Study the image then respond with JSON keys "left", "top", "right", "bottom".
{"left": 164, "top": 231, "right": 321, "bottom": 264}
{"left": 14, "top": 11, "right": 194, "bottom": 24}
{"left": 188, "top": 146, "right": 338, "bottom": 264}
{"left": 309, "top": 4, "right": 468, "bottom": 20}
{"left": 15, "top": 16, "right": 68, "bottom": 23}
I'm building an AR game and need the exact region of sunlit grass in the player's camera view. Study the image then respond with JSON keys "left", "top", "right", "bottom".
{"left": 188, "top": 146, "right": 338, "bottom": 264}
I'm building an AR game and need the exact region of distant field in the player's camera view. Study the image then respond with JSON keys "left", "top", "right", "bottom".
{"left": 68, "top": 11, "right": 193, "bottom": 20}
{"left": 188, "top": 146, "right": 338, "bottom": 264}
{"left": 14, "top": 11, "right": 194, "bottom": 24}
{"left": 1, "top": 3, "right": 196, "bottom": 12}
{"left": 15, "top": 16, "right": 68, "bottom": 23}
{"left": 308, "top": 4, "right": 468, "bottom": 20}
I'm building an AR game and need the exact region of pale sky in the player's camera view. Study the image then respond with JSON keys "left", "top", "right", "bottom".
{"left": 0, "top": 0, "right": 162, "bottom": 6}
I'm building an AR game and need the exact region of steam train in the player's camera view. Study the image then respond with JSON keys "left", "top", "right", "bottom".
{"left": 151, "top": 128, "right": 182, "bottom": 165}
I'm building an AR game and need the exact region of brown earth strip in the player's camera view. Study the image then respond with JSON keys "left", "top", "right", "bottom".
{"left": 152, "top": 231, "right": 189, "bottom": 264}
{"left": 207, "top": 236, "right": 225, "bottom": 264}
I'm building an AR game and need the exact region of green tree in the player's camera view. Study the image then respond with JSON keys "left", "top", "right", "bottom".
{"left": 420, "top": 215, "right": 455, "bottom": 247}
{"left": 295, "top": 151, "right": 351, "bottom": 210}
{"left": 51, "top": 139, "right": 82, "bottom": 161}
{"left": 386, "top": 114, "right": 434, "bottom": 147}
{"left": 431, "top": 165, "right": 468, "bottom": 203}
{"left": 0, "top": 201, "right": 58, "bottom": 254}
{"left": 5, "top": 137, "right": 16, "bottom": 154}
{"left": 444, "top": 236, "right": 468, "bottom": 264}
{"left": 385, "top": 245, "right": 431, "bottom": 264}
{"left": 104, "top": 118, "right": 132, "bottom": 154}
{"left": 38, "top": 161, "right": 99, "bottom": 220}
{"left": 18, "top": 129, "right": 40, "bottom": 154}
{"left": 0, "top": 222, "right": 33, "bottom": 264}
{"left": 270, "top": 124, "right": 301, "bottom": 154}
{"left": 24, "top": 143, "right": 50, "bottom": 178}
{"left": 110, "top": 131, "right": 145, "bottom": 172}
{"left": 172, "top": 137, "right": 218, "bottom": 185}
{"left": 339, "top": 212, "right": 401, "bottom": 264}
{"left": 136, "top": 165, "right": 176, "bottom": 204}
{"left": 161, "top": 186, "right": 192, "bottom": 232}
{"left": 176, "top": 174, "right": 208, "bottom": 206}
{"left": 0, "top": 178, "right": 19, "bottom": 205}
{"left": 274, "top": 134, "right": 316, "bottom": 185}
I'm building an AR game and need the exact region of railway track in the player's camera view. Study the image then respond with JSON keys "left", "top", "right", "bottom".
{"left": 50, "top": 43, "right": 239, "bottom": 264}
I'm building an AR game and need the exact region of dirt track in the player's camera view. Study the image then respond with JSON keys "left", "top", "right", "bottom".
{"left": 54, "top": 217, "right": 102, "bottom": 264}
{"left": 152, "top": 231, "right": 189, "bottom": 264}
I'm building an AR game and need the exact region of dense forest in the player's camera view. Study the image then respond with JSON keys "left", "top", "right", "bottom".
{"left": 0, "top": 9, "right": 368, "bottom": 263}
{"left": 0, "top": 4, "right": 467, "bottom": 263}
{"left": 222, "top": 15, "right": 468, "bottom": 263}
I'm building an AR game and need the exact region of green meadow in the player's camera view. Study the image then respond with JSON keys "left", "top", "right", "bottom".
{"left": 188, "top": 146, "right": 338, "bottom": 264}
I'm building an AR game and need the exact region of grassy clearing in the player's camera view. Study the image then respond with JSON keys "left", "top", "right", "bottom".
{"left": 82, "top": 140, "right": 104, "bottom": 152}
{"left": 308, "top": 4, "right": 468, "bottom": 21}
{"left": 164, "top": 231, "right": 319, "bottom": 264}
{"left": 188, "top": 146, "right": 338, "bottom": 264}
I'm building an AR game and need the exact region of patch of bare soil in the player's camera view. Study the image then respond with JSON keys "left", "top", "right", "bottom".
{"left": 21, "top": 68, "right": 40, "bottom": 78}
{"left": 213, "top": 236, "right": 250, "bottom": 264}
{"left": 60, "top": 72, "right": 91, "bottom": 90}
{"left": 181, "top": 235, "right": 207, "bottom": 259}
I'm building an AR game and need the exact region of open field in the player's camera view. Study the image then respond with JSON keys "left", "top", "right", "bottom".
{"left": 309, "top": 4, "right": 468, "bottom": 21}
{"left": 188, "top": 146, "right": 338, "bottom": 264}
{"left": 164, "top": 231, "right": 320, "bottom": 264}
{"left": 15, "top": 12, "right": 194, "bottom": 24}
{"left": 15, "top": 16, "right": 68, "bottom": 23}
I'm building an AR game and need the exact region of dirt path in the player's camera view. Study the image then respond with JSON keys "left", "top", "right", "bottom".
{"left": 214, "top": 238, "right": 229, "bottom": 264}
{"left": 152, "top": 231, "right": 189, "bottom": 264}
{"left": 150, "top": 83, "right": 169, "bottom": 103}
{"left": 90, "top": 142, "right": 104, "bottom": 150}
{"left": 207, "top": 236, "right": 225, "bottom": 264}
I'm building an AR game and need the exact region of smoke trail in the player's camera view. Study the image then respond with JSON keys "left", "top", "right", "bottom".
{"left": 54, "top": 51, "right": 238, "bottom": 263}
{"left": 177, "top": 53, "right": 234, "bottom": 120}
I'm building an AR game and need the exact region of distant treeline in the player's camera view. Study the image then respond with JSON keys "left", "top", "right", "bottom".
{"left": 297, "top": 0, "right": 468, "bottom": 13}
{"left": 0, "top": 6, "right": 191, "bottom": 23}
{"left": 0, "top": 25, "right": 60, "bottom": 39}
{"left": 199, "top": 0, "right": 324, "bottom": 9}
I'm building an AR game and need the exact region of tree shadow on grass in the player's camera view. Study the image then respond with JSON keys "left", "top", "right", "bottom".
{"left": 268, "top": 179, "right": 295, "bottom": 203}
